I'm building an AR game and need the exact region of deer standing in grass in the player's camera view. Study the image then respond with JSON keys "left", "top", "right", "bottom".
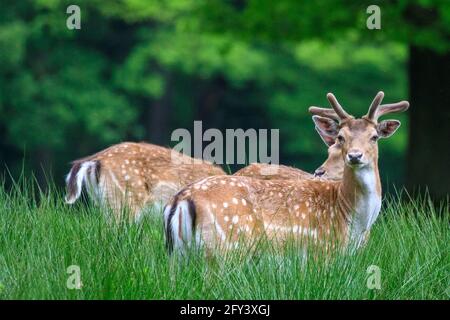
{"left": 65, "top": 142, "right": 225, "bottom": 221}
{"left": 65, "top": 122, "right": 344, "bottom": 221}
{"left": 234, "top": 126, "right": 344, "bottom": 181}
{"left": 164, "top": 92, "right": 409, "bottom": 253}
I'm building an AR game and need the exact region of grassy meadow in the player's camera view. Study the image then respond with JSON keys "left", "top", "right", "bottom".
{"left": 0, "top": 179, "right": 448, "bottom": 300}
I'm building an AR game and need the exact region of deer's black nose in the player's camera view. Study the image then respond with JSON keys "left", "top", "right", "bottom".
{"left": 314, "top": 167, "right": 325, "bottom": 177}
{"left": 347, "top": 152, "right": 363, "bottom": 164}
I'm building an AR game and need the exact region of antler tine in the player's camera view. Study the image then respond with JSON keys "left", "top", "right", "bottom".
{"left": 308, "top": 106, "right": 340, "bottom": 121}
{"left": 365, "top": 91, "right": 385, "bottom": 121}
{"left": 375, "top": 101, "right": 410, "bottom": 119}
{"left": 326, "top": 93, "right": 351, "bottom": 120}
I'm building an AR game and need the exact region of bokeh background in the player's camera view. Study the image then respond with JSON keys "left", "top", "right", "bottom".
{"left": 0, "top": 1, "right": 449, "bottom": 200}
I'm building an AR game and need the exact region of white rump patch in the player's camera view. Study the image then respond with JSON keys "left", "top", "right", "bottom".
{"left": 167, "top": 200, "right": 195, "bottom": 253}
{"left": 65, "top": 161, "right": 98, "bottom": 204}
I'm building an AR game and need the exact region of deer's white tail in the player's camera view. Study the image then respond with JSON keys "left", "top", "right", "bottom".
{"left": 164, "top": 198, "right": 196, "bottom": 254}
{"left": 65, "top": 160, "right": 100, "bottom": 204}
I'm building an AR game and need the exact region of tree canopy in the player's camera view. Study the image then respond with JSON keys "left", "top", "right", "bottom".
{"left": 0, "top": 1, "right": 448, "bottom": 197}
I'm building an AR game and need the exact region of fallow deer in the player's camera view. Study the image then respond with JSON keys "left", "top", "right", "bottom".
{"left": 164, "top": 92, "right": 409, "bottom": 254}
{"left": 234, "top": 163, "right": 313, "bottom": 180}
{"left": 233, "top": 130, "right": 343, "bottom": 181}
{"left": 65, "top": 142, "right": 226, "bottom": 220}
{"left": 311, "top": 128, "right": 344, "bottom": 180}
{"left": 234, "top": 120, "right": 347, "bottom": 181}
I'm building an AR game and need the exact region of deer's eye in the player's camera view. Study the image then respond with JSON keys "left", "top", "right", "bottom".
{"left": 337, "top": 135, "right": 345, "bottom": 144}
{"left": 371, "top": 135, "right": 379, "bottom": 142}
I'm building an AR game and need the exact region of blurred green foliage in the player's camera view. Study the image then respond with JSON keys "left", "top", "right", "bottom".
{"left": 2, "top": 0, "right": 448, "bottom": 189}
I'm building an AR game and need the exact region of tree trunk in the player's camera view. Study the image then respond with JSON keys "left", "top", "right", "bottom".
{"left": 196, "top": 77, "right": 226, "bottom": 127}
{"left": 406, "top": 46, "right": 450, "bottom": 200}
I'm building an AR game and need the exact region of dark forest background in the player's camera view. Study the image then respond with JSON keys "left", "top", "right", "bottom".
{"left": 0, "top": 1, "right": 449, "bottom": 200}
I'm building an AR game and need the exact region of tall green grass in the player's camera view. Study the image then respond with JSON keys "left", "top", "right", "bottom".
{"left": 0, "top": 179, "right": 448, "bottom": 299}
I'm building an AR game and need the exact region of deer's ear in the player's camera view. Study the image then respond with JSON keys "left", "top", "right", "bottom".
{"left": 315, "top": 126, "right": 336, "bottom": 146}
{"left": 377, "top": 120, "right": 401, "bottom": 138}
{"left": 312, "top": 116, "right": 339, "bottom": 138}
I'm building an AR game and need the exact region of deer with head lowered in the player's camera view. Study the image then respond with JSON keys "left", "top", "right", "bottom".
{"left": 233, "top": 131, "right": 343, "bottom": 182}
{"left": 234, "top": 124, "right": 344, "bottom": 182}
{"left": 164, "top": 92, "right": 409, "bottom": 253}
{"left": 65, "top": 142, "right": 226, "bottom": 221}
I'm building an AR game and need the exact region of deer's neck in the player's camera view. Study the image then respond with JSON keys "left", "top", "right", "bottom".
{"left": 338, "top": 162, "right": 382, "bottom": 248}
